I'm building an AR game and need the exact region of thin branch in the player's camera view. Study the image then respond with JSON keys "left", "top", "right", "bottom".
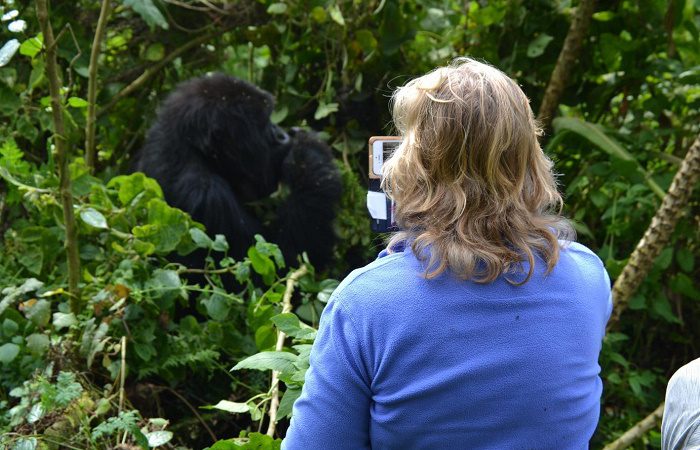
{"left": 163, "top": 0, "right": 211, "bottom": 12}
{"left": 36, "top": 0, "right": 82, "bottom": 312}
{"left": 602, "top": 402, "right": 665, "bottom": 450}
{"left": 609, "top": 135, "right": 700, "bottom": 327}
{"left": 177, "top": 266, "right": 239, "bottom": 275}
{"left": 162, "top": 385, "right": 218, "bottom": 443}
{"left": 267, "top": 265, "right": 309, "bottom": 437}
{"left": 97, "top": 27, "right": 231, "bottom": 116}
{"left": 117, "top": 336, "right": 127, "bottom": 444}
{"left": 85, "top": 0, "right": 112, "bottom": 173}
{"left": 537, "top": 0, "right": 596, "bottom": 130}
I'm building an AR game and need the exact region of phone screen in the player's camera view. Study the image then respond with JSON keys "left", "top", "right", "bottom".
{"left": 383, "top": 141, "right": 400, "bottom": 162}
{"left": 370, "top": 138, "right": 401, "bottom": 178}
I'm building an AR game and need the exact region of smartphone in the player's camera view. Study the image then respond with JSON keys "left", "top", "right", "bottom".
{"left": 367, "top": 136, "right": 401, "bottom": 232}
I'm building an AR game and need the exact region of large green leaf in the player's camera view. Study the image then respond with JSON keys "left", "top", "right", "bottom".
{"left": 233, "top": 351, "right": 297, "bottom": 373}
{"left": 124, "top": 0, "right": 169, "bottom": 30}
{"left": 552, "top": 117, "right": 665, "bottom": 199}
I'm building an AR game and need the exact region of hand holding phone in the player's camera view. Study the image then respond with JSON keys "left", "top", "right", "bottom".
{"left": 367, "top": 136, "right": 401, "bottom": 232}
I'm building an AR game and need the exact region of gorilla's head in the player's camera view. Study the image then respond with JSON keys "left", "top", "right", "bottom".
{"left": 155, "top": 73, "right": 291, "bottom": 202}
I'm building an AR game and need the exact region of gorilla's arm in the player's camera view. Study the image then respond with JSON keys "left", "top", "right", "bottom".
{"left": 276, "top": 135, "right": 342, "bottom": 269}
{"left": 171, "top": 169, "right": 264, "bottom": 261}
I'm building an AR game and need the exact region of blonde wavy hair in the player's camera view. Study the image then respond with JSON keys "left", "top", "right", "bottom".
{"left": 381, "top": 58, "right": 573, "bottom": 284}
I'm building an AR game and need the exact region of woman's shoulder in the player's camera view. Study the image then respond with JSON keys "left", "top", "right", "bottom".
{"left": 557, "top": 240, "right": 609, "bottom": 280}
{"left": 338, "top": 248, "right": 415, "bottom": 290}
{"left": 326, "top": 247, "right": 419, "bottom": 311}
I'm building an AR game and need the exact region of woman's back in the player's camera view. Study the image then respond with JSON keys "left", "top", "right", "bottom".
{"left": 284, "top": 241, "right": 611, "bottom": 449}
{"left": 284, "top": 58, "right": 612, "bottom": 449}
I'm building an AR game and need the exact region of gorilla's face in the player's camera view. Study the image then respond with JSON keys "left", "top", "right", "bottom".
{"left": 162, "top": 74, "right": 293, "bottom": 202}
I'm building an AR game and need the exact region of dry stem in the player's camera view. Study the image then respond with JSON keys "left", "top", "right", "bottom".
{"left": 266, "top": 266, "right": 309, "bottom": 437}
{"left": 602, "top": 402, "right": 665, "bottom": 450}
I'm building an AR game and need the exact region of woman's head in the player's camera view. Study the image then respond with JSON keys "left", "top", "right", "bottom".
{"left": 381, "top": 57, "right": 573, "bottom": 283}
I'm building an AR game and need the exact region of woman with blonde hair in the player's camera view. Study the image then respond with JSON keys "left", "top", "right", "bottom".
{"left": 283, "top": 58, "right": 612, "bottom": 449}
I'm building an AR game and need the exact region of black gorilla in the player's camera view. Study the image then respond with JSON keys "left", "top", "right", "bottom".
{"left": 134, "top": 74, "right": 342, "bottom": 270}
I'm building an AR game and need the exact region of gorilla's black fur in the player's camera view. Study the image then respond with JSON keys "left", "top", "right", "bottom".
{"left": 134, "top": 74, "right": 342, "bottom": 269}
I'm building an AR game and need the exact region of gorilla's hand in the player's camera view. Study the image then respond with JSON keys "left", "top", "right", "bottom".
{"left": 277, "top": 131, "right": 342, "bottom": 269}
{"left": 281, "top": 131, "right": 340, "bottom": 196}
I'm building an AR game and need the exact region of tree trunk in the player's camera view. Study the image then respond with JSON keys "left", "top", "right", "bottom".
{"left": 36, "top": 0, "right": 82, "bottom": 312}
{"left": 537, "top": 0, "right": 596, "bottom": 130}
{"left": 609, "top": 135, "right": 700, "bottom": 327}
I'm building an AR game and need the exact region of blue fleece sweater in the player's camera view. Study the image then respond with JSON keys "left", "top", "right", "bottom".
{"left": 283, "top": 242, "right": 612, "bottom": 450}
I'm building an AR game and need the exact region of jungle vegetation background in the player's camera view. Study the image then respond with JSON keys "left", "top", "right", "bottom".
{"left": 0, "top": 0, "right": 699, "bottom": 448}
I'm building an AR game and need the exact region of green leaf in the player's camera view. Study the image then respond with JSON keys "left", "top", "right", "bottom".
{"left": 652, "top": 294, "right": 681, "bottom": 324}
{"left": 310, "top": 6, "right": 327, "bottom": 23}
{"left": 146, "top": 269, "right": 184, "bottom": 304}
{"left": 19, "top": 34, "right": 43, "bottom": 58}
{"left": 355, "top": 29, "right": 378, "bottom": 52}
{"left": 0, "top": 39, "right": 20, "bottom": 67}
{"left": 271, "top": 106, "right": 288, "bottom": 124}
{"left": 0, "top": 83, "right": 20, "bottom": 114}
{"left": 212, "top": 234, "right": 229, "bottom": 252}
{"left": 328, "top": 5, "right": 345, "bottom": 26}
{"left": 271, "top": 313, "right": 301, "bottom": 335}
{"left": 190, "top": 227, "right": 213, "bottom": 249}
{"left": 208, "top": 440, "right": 238, "bottom": 450}
{"left": 146, "top": 430, "right": 173, "bottom": 447}
{"left": 124, "top": 0, "right": 169, "bottom": 30}
{"left": 25, "top": 333, "right": 49, "bottom": 355}
{"left": 233, "top": 351, "right": 297, "bottom": 372}
{"left": 18, "top": 248, "right": 43, "bottom": 275}
{"left": 267, "top": 3, "right": 288, "bottom": 14}
{"left": 207, "top": 400, "right": 249, "bottom": 414}
{"left": 55, "top": 372, "right": 84, "bottom": 407}
{"left": 108, "top": 173, "right": 164, "bottom": 205}
{"left": 527, "top": 33, "right": 553, "bottom": 58}
{"left": 133, "top": 198, "right": 189, "bottom": 253}
{"left": 10, "top": 438, "right": 37, "bottom": 450}
{"left": 80, "top": 207, "right": 108, "bottom": 229}
{"left": 655, "top": 247, "right": 673, "bottom": 271}
{"left": 248, "top": 247, "right": 275, "bottom": 278}
{"left": 144, "top": 43, "right": 165, "bottom": 61}
{"left": 81, "top": 318, "right": 109, "bottom": 368}
{"left": 676, "top": 248, "right": 695, "bottom": 273}
{"left": 628, "top": 294, "right": 646, "bottom": 310}
{"left": 276, "top": 387, "right": 302, "bottom": 420}
{"left": 25, "top": 299, "right": 51, "bottom": 327}
{"left": 67, "top": 97, "right": 89, "bottom": 108}
{"left": 670, "top": 273, "right": 700, "bottom": 301}
{"left": 3, "top": 318, "right": 19, "bottom": 336}
{"left": 317, "top": 279, "right": 338, "bottom": 303}
{"left": 0, "top": 343, "right": 20, "bottom": 363}
{"left": 593, "top": 11, "right": 615, "bottom": 21}
{"left": 314, "top": 101, "right": 339, "bottom": 120}
{"left": 552, "top": 117, "right": 665, "bottom": 199}
{"left": 202, "top": 291, "right": 232, "bottom": 321}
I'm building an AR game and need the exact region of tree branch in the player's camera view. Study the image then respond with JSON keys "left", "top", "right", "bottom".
{"left": 85, "top": 0, "right": 112, "bottom": 173}
{"left": 537, "top": 0, "right": 596, "bottom": 130}
{"left": 97, "top": 27, "right": 230, "bottom": 117}
{"left": 267, "top": 265, "right": 308, "bottom": 437}
{"left": 36, "top": 0, "right": 82, "bottom": 312}
{"left": 602, "top": 402, "right": 665, "bottom": 450}
{"left": 609, "top": 135, "right": 700, "bottom": 328}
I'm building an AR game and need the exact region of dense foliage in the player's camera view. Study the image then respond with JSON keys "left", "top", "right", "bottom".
{"left": 0, "top": 0, "right": 698, "bottom": 448}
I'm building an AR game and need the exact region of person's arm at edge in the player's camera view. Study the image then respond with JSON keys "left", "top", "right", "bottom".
{"left": 282, "top": 290, "right": 372, "bottom": 450}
